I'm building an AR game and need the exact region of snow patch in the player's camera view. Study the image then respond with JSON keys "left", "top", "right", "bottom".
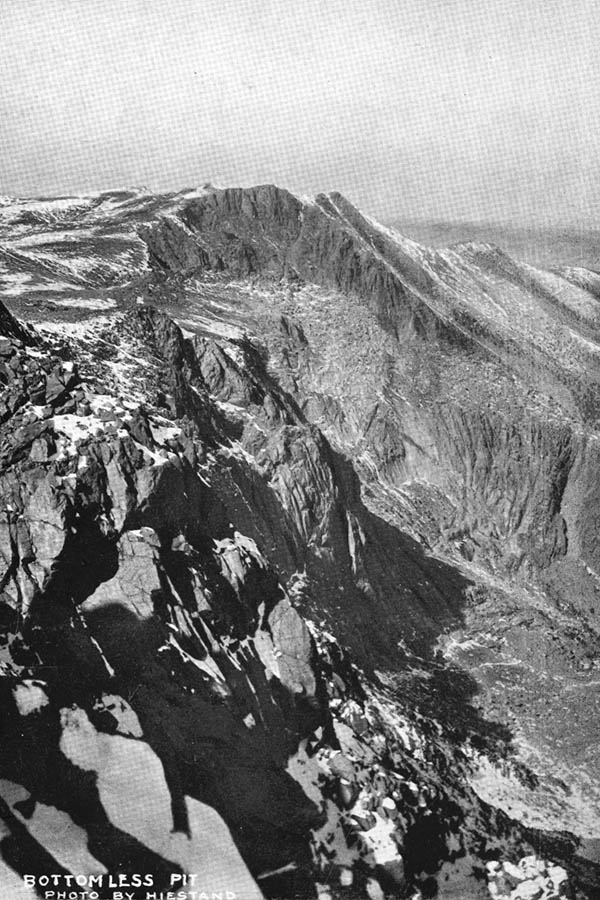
{"left": 58, "top": 706, "right": 263, "bottom": 896}
{"left": 0, "top": 778, "right": 107, "bottom": 877}
{"left": 13, "top": 680, "right": 49, "bottom": 716}
{"left": 49, "top": 297, "right": 118, "bottom": 310}
{"left": 94, "top": 694, "right": 143, "bottom": 737}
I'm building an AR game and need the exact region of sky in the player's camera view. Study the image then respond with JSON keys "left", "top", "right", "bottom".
{"left": 1, "top": 0, "right": 600, "bottom": 225}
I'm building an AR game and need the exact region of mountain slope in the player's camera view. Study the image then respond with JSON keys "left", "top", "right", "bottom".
{"left": 1, "top": 185, "right": 600, "bottom": 898}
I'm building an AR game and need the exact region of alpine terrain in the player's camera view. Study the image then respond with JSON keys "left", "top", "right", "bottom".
{"left": 1, "top": 184, "right": 600, "bottom": 899}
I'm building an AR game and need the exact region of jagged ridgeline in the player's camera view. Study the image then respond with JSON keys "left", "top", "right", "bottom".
{"left": 0, "top": 185, "right": 600, "bottom": 899}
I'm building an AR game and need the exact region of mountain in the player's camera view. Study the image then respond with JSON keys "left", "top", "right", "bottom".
{"left": 0, "top": 184, "right": 600, "bottom": 899}
{"left": 386, "top": 218, "right": 600, "bottom": 273}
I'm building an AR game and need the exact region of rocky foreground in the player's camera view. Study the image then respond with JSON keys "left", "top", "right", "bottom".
{"left": 1, "top": 186, "right": 600, "bottom": 898}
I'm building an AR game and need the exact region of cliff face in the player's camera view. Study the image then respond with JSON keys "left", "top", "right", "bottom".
{"left": 1, "top": 186, "right": 600, "bottom": 898}
{"left": 171, "top": 187, "right": 600, "bottom": 579}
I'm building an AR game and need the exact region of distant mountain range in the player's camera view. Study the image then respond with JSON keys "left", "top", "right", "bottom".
{"left": 389, "top": 217, "right": 600, "bottom": 272}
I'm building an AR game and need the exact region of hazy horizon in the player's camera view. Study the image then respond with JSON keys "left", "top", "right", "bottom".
{"left": 2, "top": 0, "right": 600, "bottom": 228}
{"left": 389, "top": 216, "right": 600, "bottom": 270}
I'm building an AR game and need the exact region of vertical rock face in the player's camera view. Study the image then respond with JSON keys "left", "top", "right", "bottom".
{"left": 1, "top": 185, "right": 600, "bottom": 898}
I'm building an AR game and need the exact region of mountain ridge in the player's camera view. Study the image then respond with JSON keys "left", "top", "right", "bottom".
{"left": 0, "top": 184, "right": 600, "bottom": 898}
